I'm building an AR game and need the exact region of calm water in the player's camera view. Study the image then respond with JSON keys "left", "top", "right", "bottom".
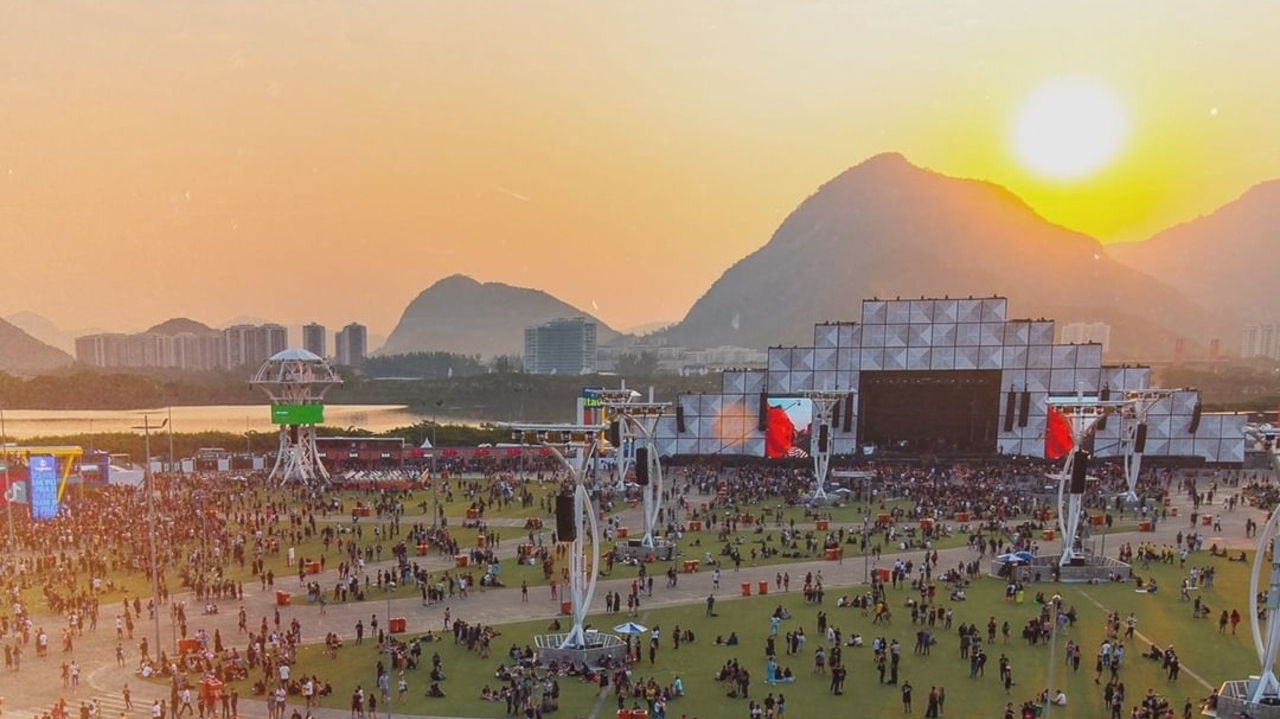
{"left": 0, "top": 404, "right": 429, "bottom": 440}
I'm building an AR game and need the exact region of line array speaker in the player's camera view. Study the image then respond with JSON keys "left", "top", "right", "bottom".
{"left": 608, "top": 419, "right": 621, "bottom": 447}
{"left": 758, "top": 393, "right": 769, "bottom": 432}
{"left": 1134, "top": 423, "right": 1148, "bottom": 453}
{"left": 1018, "top": 390, "right": 1031, "bottom": 428}
{"left": 832, "top": 401, "right": 841, "bottom": 432}
{"left": 675, "top": 400, "right": 686, "bottom": 434}
{"left": 817, "top": 425, "right": 830, "bottom": 453}
{"left": 1003, "top": 389, "right": 1017, "bottom": 433}
{"left": 634, "top": 447, "right": 650, "bottom": 486}
{"left": 555, "top": 494, "right": 576, "bottom": 542}
{"left": 842, "top": 394, "right": 854, "bottom": 433}
{"left": 1070, "top": 450, "right": 1089, "bottom": 494}
{"left": 1189, "top": 403, "right": 1202, "bottom": 434}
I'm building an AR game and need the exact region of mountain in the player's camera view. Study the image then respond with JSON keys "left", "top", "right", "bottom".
{"left": 662, "top": 153, "right": 1227, "bottom": 359}
{"left": 621, "top": 320, "right": 677, "bottom": 337}
{"left": 146, "top": 317, "right": 217, "bottom": 335}
{"left": 0, "top": 317, "right": 74, "bottom": 375}
{"left": 379, "top": 274, "right": 619, "bottom": 358}
{"left": 2, "top": 311, "right": 100, "bottom": 354}
{"left": 1109, "top": 180, "right": 1280, "bottom": 326}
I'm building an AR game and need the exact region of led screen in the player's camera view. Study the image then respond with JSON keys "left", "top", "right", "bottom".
{"left": 29, "top": 454, "right": 59, "bottom": 521}
{"left": 763, "top": 397, "right": 812, "bottom": 459}
{"left": 271, "top": 404, "right": 325, "bottom": 425}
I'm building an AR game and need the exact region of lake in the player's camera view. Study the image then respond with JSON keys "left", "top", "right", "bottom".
{"left": 0, "top": 404, "right": 429, "bottom": 440}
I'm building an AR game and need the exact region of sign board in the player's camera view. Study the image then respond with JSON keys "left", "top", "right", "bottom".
{"left": 29, "top": 454, "right": 59, "bottom": 521}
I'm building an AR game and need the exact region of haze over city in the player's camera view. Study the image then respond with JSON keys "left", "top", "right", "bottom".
{"left": 2, "top": 0, "right": 1278, "bottom": 338}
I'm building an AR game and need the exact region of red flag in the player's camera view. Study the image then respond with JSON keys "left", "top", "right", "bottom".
{"left": 764, "top": 405, "right": 797, "bottom": 459}
{"left": 1045, "top": 407, "right": 1074, "bottom": 460}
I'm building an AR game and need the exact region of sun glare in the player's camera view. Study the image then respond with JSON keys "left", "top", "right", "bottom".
{"left": 1010, "top": 77, "right": 1129, "bottom": 182}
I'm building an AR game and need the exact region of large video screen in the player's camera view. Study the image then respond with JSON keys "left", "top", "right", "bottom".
{"left": 763, "top": 397, "right": 812, "bottom": 459}
{"left": 271, "top": 404, "right": 325, "bottom": 425}
{"left": 857, "top": 370, "right": 1002, "bottom": 454}
{"left": 29, "top": 454, "right": 59, "bottom": 521}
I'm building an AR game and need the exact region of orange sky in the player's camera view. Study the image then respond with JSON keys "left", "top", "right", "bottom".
{"left": 2, "top": 0, "right": 1278, "bottom": 340}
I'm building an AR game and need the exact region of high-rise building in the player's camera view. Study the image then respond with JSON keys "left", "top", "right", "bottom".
{"left": 303, "top": 323, "right": 327, "bottom": 358}
{"left": 335, "top": 323, "right": 368, "bottom": 367}
{"left": 523, "top": 317, "right": 598, "bottom": 375}
{"left": 77, "top": 322, "right": 285, "bottom": 370}
{"left": 1242, "top": 323, "right": 1280, "bottom": 360}
{"left": 1059, "top": 322, "right": 1111, "bottom": 353}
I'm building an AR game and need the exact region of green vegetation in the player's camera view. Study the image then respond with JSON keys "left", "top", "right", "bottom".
{"left": 0, "top": 368, "right": 721, "bottom": 421}
{"left": 202, "top": 549, "right": 1257, "bottom": 719}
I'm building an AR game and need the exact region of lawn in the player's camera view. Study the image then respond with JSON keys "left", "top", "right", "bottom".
{"left": 200, "top": 547, "right": 1259, "bottom": 719}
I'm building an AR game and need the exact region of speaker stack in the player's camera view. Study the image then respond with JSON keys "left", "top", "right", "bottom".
{"left": 555, "top": 494, "right": 576, "bottom": 542}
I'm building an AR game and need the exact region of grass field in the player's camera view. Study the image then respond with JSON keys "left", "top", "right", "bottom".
{"left": 184, "top": 545, "right": 1259, "bottom": 719}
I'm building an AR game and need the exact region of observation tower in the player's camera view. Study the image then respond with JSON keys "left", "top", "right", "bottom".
{"left": 250, "top": 349, "right": 343, "bottom": 486}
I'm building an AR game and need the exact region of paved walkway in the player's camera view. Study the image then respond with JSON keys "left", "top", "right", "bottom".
{"left": 0, "top": 484, "right": 1262, "bottom": 718}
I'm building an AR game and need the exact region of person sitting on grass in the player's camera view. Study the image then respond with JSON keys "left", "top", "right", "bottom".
{"left": 426, "top": 682, "right": 445, "bottom": 698}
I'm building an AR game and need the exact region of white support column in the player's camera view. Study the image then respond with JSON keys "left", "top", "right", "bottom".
{"left": 502, "top": 422, "right": 606, "bottom": 653}
{"left": 1247, "top": 432, "right": 1280, "bottom": 704}
{"left": 1048, "top": 396, "right": 1113, "bottom": 567}
{"left": 803, "top": 392, "right": 845, "bottom": 503}
{"left": 1117, "top": 391, "right": 1174, "bottom": 503}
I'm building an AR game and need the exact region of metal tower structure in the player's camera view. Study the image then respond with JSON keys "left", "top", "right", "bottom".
{"left": 589, "top": 388, "right": 641, "bottom": 494}
{"left": 802, "top": 390, "right": 847, "bottom": 503}
{"left": 602, "top": 400, "right": 669, "bottom": 548}
{"left": 1047, "top": 394, "right": 1124, "bottom": 566}
{"left": 510, "top": 423, "right": 606, "bottom": 651}
{"left": 1114, "top": 389, "right": 1177, "bottom": 502}
{"left": 250, "top": 349, "right": 342, "bottom": 486}
{"left": 1247, "top": 426, "right": 1280, "bottom": 704}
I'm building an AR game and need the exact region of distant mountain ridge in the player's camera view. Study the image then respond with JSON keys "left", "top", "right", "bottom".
{"left": 146, "top": 317, "right": 217, "bottom": 335}
{"left": 661, "top": 153, "right": 1227, "bottom": 358}
{"left": 378, "top": 274, "right": 619, "bottom": 358}
{"left": 1108, "top": 179, "right": 1280, "bottom": 326}
{"left": 0, "top": 318, "right": 74, "bottom": 375}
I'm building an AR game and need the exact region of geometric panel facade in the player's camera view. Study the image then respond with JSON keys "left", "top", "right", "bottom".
{"left": 656, "top": 296, "right": 1245, "bottom": 464}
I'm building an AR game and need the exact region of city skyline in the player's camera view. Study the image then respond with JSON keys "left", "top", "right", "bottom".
{"left": 2, "top": 1, "right": 1277, "bottom": 337}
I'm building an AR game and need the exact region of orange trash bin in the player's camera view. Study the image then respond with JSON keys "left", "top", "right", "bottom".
{"left": 741, "top": 582, "right": 752, "bottom": 597}
{"left": 560, "top": 601, "right": 572, "bottom": 616}
{"left": 758, "top": 580, "right": 769, "bottom": 595}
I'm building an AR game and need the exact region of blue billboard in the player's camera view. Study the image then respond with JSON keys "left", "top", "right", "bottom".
{"left": 29, "top": 454, "right": 59, "bottom": 521}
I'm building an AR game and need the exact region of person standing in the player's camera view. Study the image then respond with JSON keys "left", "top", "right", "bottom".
{"left": 901, "top": 681, "right": 913, "bottom": 713}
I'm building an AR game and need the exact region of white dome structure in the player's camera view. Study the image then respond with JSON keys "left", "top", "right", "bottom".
{"left": 250, "top": 348, "right": 343, "bottom": 486}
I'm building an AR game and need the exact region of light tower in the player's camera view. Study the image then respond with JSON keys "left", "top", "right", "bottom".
{"left": 1242, "top": 426, "right": 1280, "bottom": 708}
{"left": 802, "top": 390, "right": 847, "bottom": 505}
{"left": 250, "top": 349, "right": 343, "bottom": 486}
{"left": 1113, "top": 388, "right": 1177, "bottom": 503}
{"left": 1046, "top": 393, "right": 1125, "bottom": 566}
{"left": 601, "top": 397, "right": 670, "bottom": 551}
{"left": 507, "top": 423, "right": 627, "bottom": 667}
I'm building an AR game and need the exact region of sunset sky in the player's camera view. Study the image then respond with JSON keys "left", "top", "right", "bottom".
{"left": 2, "top": 0, "right": 1278, "bottom": 340}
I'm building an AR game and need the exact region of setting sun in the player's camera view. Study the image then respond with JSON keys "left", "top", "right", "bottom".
{"left": 1010, "top": 77, "right": 1129, "bottom": 182}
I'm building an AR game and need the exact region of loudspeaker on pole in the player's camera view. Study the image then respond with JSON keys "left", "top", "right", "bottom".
{"left": 634, "top": 447, "right": 650, "bottom": 486}
{"left": 1070, "top": 450, "right": 1089, "bottom": 494}
{"left": 555, "top": 494, "right": 576, "bottom": 542}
